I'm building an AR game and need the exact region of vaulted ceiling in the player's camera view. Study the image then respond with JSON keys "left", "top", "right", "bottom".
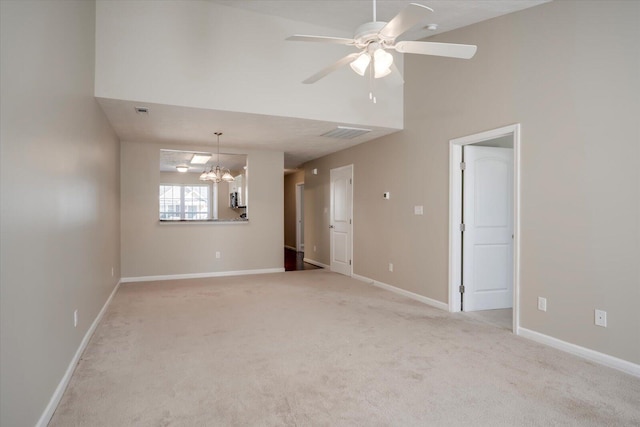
{"left": 98, "top": 0, "right": 548, "bottom": 169}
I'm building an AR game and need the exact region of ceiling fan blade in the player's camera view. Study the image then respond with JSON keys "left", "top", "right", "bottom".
{"left": 302, "top": 53, "right": 361, "bottom": 84}
{"left": 394, "top": 41, "right": 477, "bottom": 59}
{"left": 287, "top": 35, "right": 355, "bottom": 45}
{"left": 378, "top": 3, "right": 434, "bottom": 42}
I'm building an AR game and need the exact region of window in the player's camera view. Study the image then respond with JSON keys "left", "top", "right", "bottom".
{"left": 159, "top": 184, "right": 210, "bottom": 220}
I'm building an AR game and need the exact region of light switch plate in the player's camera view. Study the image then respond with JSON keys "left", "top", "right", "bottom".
{"left": 414, "top": 205, "right": 424, "bottom": 215}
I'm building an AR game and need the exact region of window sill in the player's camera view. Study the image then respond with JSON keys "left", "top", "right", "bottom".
{"left": 159, "top": 219, "right": 249, "bottom": 224}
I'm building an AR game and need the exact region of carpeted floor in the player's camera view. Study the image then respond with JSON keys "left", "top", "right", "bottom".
{"left": 50, "top": 270, "right": 640, "bottom": 426}
{"left": 463, "top": 308, "right": 512, "bottom": 331}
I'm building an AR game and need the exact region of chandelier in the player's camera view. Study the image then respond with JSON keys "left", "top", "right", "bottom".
{"left": 199, "top": 132, "right": 235, "bottom": 183}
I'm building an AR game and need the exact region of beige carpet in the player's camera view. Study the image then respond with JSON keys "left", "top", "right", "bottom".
{"left": 463, "top": 308, "right": 513, "bottom": 331}
{"left": 50, "top": 270, "right": 640, "bottom": 426}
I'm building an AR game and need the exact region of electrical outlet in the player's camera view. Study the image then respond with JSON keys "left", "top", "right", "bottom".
{"left": 538, "top": 297, "right": 547, "bottom": 312}
{"left": 313, "top": 245, "right": 317, "bottom": 252}
{"left": 383, "top": 192, "right": 390, "bottom": 199}
{"left": 389, "top": 263, "right": 393, "bottom": 272}
{"left": 215, "top": 251, "right": 221, "bottom": 259}
{"left": 111, "top": 267, "right": 114, "bottom": 277}
{"left": 595, "top": 309, "right": 607, "bottom": 327}
{"left": 414, "top": 205, "right": 424, "bottom": 215}
{"left": 73, "top": 310, "right": 78, "bottom": 328}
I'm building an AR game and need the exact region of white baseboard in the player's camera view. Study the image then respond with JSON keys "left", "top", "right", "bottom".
{"left": 352, "top": 274, "right": 449, "bottom": 311}
{"left": 36, "top": 280, "right": 121, "bottom": 427}
{"left": 284, "top": 245, "right": 297, "bottom": 251}
{"left": 518, "top": 327, "right": 640, "bottom": 378}
{"left": 120, "top": 267, "right": 285, "bottom": 283}
{"left": 302, "top": 258, "right": 329, "bottom": 269}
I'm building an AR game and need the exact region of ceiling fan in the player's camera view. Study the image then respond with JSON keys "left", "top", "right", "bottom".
{"left": 286, "top": 1, "right": 477, "bottom": 85}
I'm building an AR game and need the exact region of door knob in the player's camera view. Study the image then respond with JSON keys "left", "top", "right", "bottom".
{"left": 329, "top": 225, "right": 334, "bottom": 229}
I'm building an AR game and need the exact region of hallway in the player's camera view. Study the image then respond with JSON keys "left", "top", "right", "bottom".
{"left": 284, "top": 248, "right": 321, "bottom": 272}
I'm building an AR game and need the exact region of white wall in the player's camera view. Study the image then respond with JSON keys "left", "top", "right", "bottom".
{"left": 122, "top": 141, "right": 283, "bottom": 278}
{"left": 303, "top": 0, "right": 640, "bottom": 365}
{"left": 0, "top": 1, "right": 121, "bottom": 425}
{"left": 95, "top": 0, "right": 403, "bottom": 130}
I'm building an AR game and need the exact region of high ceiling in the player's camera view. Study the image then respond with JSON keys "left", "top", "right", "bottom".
{"left": 210, "top": 1, "right": 548, "bottom": 39}
{"left": 100, "top": 0, "right": 549, "bottom": 170}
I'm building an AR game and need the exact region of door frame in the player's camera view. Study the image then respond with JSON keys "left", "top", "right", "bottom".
{"left": 330, "top": 164, "right": 354, "bottom": 276}
{"left": 295, "top": 182, "right": 304, "bottom": 252}
{"left": 448, "top": 124, "right": 521, "bottom": 333}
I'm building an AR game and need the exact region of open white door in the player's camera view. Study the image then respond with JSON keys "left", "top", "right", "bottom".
{"left": 296, "top": 183, "right": 304, "bottom": 252}
{"left": 463, "top": 146, "right": 513, "bottom": 311}
{"left": 330, "top": 165, "right": 353, "bottom": 276}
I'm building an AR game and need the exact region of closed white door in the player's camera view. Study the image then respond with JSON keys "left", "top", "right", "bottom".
{"left": 463, "top": 146, "right": 513, "bottom": 311}
{"left": 330, "top": 165, "right": 353, "bottom": 276}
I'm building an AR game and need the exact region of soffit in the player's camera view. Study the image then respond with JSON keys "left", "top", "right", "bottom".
{"left": 98, "top": 98, "right": 398, "bottom": 169}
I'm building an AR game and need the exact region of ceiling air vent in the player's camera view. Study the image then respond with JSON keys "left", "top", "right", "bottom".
{"left": 321, "top": 126, "right": 371, "bottom": 139}
{"left": 134, "top": 106, "right": 149, "bottom": 114}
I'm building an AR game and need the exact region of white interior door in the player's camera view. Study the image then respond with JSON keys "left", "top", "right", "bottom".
{"left": 463, "top": 146, "right": 513, "bottom": 311}
{"left": 330, "top": 165, "right": 353, "bottom": 276}
{"left": 296, "top": 183, "right": 304, "bottom": 252}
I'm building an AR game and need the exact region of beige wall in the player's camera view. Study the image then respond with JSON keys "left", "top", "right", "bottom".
{"left": 0, "top": 1, "right": 121, "bottom": 425}
{"left": 303, "top": 0, "right": 639, "bottom": 364}
{"left": 122, "top": 141, "right": 283, "bottom": 278}
{"left": 284, "top": 171, "right": 305, "bottom": 249}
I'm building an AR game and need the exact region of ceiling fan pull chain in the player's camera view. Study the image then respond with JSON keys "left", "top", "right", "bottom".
{"left": 369, "top": 55, "right": 378, "bottom": 104}
{"left": 369, "top": 57, "right": 373, "bottom": 101}
{"left": 369, "top": 58, "right": 377, "bottom": 104}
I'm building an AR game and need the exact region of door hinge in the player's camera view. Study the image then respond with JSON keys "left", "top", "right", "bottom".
{"left": 460, "top": 223, "right": 465, "bottom": 232}
{"left": 459, "top": 285, "right": 465, "bottom": 293}
{"left": 349, "top": 260, "right": 352, "bottom": 265}
{"left": 460, "top": 161, "right": 466, "bottom": 170}
{"left": 349, "top": 178, "right": 352, "bottom": 185}
{"left": 349, "top": 219, "right": 352, "bottom": 224}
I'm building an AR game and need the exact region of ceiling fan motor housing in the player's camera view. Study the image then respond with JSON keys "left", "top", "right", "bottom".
{"left": 353, "top": 21, "right": 391, "bottom": 48}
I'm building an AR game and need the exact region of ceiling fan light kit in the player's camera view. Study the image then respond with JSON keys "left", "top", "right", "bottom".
{"left": 286, "top": 0, "right": 477, "bottom": 98}
{"left": 373, "top": 48, "right": 393, "bottom": 78}
{"left": 350, "top": 53, "right": 370, "bottom": 76}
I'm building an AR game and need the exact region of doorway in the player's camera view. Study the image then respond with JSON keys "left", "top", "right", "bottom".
{"left": 296, "top": 182, "right": 304, "bottom": 252}
{"left": 330, "top": 165, "right": 353, "bottom": 276}
{"left": 448, "top": 124, "right": 521, "bottom": 333}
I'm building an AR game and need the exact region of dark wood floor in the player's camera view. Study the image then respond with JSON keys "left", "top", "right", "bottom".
{"left": 284, "top": 248, "right": 322, "bottom": 271}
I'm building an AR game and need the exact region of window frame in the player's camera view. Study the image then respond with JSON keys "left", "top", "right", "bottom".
{"left": 159, "top": 183, "right": 211, "bottom": 220}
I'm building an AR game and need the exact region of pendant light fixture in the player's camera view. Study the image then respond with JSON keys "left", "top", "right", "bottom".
{"left": 199, "top": 132, "right": 235, "bottom": 183}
